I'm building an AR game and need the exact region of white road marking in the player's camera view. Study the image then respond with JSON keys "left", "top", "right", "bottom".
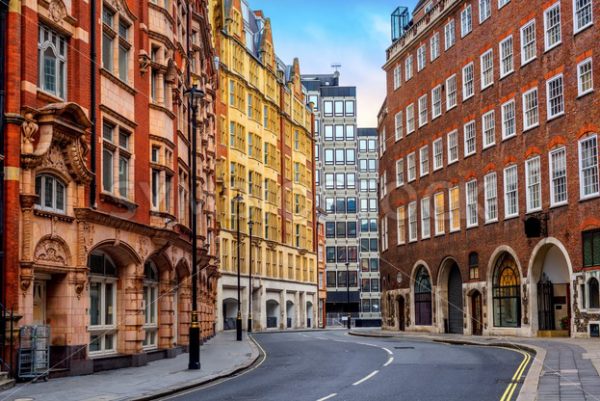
{"left": 352, "top": 370, "right": 379, "bottom": 386}
{"left": 316, "top": 393, "right": 337, "bottom": 401}
{"left": 384, "top": 357, "right": 394, "bottom": 367}
{"left": 382, "top": 347, "right": 393, "bottom": 355}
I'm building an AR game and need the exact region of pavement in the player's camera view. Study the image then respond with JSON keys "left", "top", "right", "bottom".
{"left": 0, "top": 331, "right": 259, "bottom": 401}
{"left": 349, "top": 328, "right": 600, "bottom": 401}
{"left": 165, "top": 330, "right": 527, "bottom": 401}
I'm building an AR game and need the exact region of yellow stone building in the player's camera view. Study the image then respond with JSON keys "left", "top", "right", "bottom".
{"left": 209, "top": 0, "right": 318, "bottom": 331}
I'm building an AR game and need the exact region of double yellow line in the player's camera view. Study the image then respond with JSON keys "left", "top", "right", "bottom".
{"left": 500, "top": 348, "right": 531, "bottom": 401}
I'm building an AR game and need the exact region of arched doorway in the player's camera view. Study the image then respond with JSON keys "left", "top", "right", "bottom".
{"left": 397, "top": 296, "right": 405, "bottom": 331}
{"left": 470, "top": 291, "right": 483, "bottom": 335}
{"left": 447, "top": 264, "right": 464, "bottom": 334}
{"left": 492, "top": 253, "right": 521, "bottom": 328}
{"left": 266, "top": 300, "right": 279, "bottom": 329}
{"left": 414, "top": 267, "right": 432, "bottom": 326}
{"left": 306, "top": 302, "right": 313, "bottom": 328}
{"left": 222, "top": 298, "right": 238, "bottom": 330}
{"left": 530, "top": 241, "right": 571, "bottom": 336}
{"left": 286, "top": 300, "right": 295, "bottom": 329}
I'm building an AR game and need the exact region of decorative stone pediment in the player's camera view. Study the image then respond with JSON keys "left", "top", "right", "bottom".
{"left": 21, "top": 103, "right": 93, "bottom": 184}
{"left": 34, "top": 236, "right": 71, "bottom": 267}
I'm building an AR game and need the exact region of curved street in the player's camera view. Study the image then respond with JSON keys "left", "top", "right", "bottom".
{"left": 162, "top": 330, "right": 530, "bottom": 401}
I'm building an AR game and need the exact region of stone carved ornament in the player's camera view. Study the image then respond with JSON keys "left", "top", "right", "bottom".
{"left": 48, "top": 0, "right": 67, "bottom": 22}
{"left": 34, "top": 237, "right": 70, "bottom": 266}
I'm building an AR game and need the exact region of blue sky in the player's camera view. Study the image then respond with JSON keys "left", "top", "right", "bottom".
{"left": 252, "top": 0, "right": 418, "bottom": 127}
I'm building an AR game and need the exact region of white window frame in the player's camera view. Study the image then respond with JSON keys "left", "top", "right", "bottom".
{"left": 466, "top": 180, "right": 478, "bottom": 228}
{"left": 406, "top": 103, "right": 415, "bottom": 134}
{"left": 434, "top": 192, "right": 445, "bottom": 235}
{"left": 407, "top": 152, "right": 416, "bottom": 182}
{"left": 525, "top": 156, "right": 542, "bottom": 212}
{"left": 393, "top": 64, "right": 402, "bottom": 90}
{"left": 408, "top": 201, "right": 418, "bottom": 242}
{"left": 432, "top": 85, "right": 442, "bottom": 119}
{"left": 579, "top": 134, "right": 599, "bottom": 199}
{"left": 573, "top": 0, "right": 593, "bottom": 34}
{"left": 549, "top": 147, "right": 568, "bottom": 207}
{"left": 479, "top": 0, "right": 491, "bottom": 23}
{"left": 498, "top": 0, "right": 510, "bottom": 9}
{"left": 417, "top": 45, "right": 427, "bottom": 71}
{"left": 480, "top": 49, "right": 494, "bottom": 90}
{"left": 501, "top": 99, "right": 516, "bottom": 140}
{"left": 395, "top": 111, "right": 403, "bottom": 141}
{"left": 35, "top": 174, "right": 67, "bottom": 213}
{"left": 522, "top": 88, "right": 539, "bottom": 131}
{"left": 421, "top": 197, "right": 431, "bottom": 239}
{"left": 418, "top": 95, "right": 428, "bottom": 127}
{"left": 577, "top": 58, "right": 594, "bottom": 97}
{"left": 444, "top": 19, "right": 456, "bottom": 50}
{"left": 420, "top": 145, "right": 429, "bottom": 177}
{"left": 396, "top": 158, "right": 404, "bottom": 187}
{"left": 449, "top": 186, "right": 461, "bottom": 232}
{"left": 38, "top": 24, "right": 67, "bottom": 99}
{"left": 482, "top": 110, "right": 496, "bottom": 149}
{"left": 405, "top": 55, "right": 414, "bottom": 81}
{"left": 431, "top": 32, "right": 440, "bottom": 61}
{"left": 484, "top": 172, "right": 498, "bottom": 223}
{"left": 520, "top": 20, "right": 537, "bottom": 66}
{"left": 433, "top": 138, "right": 443, "bottom": 171}
{"left": 464, "top": 120, "right": 476, "bottom": 157}
{"left": 504, "top": 165, "right": 519, "bottom": 218}
{"left": 461, "top": 5, "right": 473, "bottom": 37}
{"left": 499, "top": 36, "right": 514, "bottom": 78}
{"left": 447, "top": 130, "right": 459, "bottom": 164}
{"left": 462, "top": 62, "right": 474, "bottom": 100}
{"left": 446, "top": 74, "right": 457, "bottom": 110}
{"left": 544, "top": 2, "right": 562, "bottom": 51}
{"left": 397, "top": 206, "right": 406, "bottom": 245}
{"left": 546, "top": 73, "right": 565, "bottom": 120}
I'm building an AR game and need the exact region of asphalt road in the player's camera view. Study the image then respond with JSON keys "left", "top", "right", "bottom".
{"left": 163, "top": 330, "right": 529, "bottom": 401}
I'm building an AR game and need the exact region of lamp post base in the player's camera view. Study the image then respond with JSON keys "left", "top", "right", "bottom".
{"left": 247, "top": 318, "right": 252, "bottom": 333}
{"left": 236, "top": 317, "right": 243, "bottom": 341}
{"left": 188, "top": 325, "right": 201, "bottom": 370}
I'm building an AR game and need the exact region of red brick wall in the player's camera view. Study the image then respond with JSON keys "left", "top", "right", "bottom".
{"left": 379, "top": 0, "right": 600, "bottom": 290}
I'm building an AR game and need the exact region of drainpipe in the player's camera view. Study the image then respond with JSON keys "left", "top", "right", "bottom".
{"left": 89, "top": 0, "right": 97, "bottom": 208}
{"left": 0, "top": 0, "right": 8, "bottom": 305}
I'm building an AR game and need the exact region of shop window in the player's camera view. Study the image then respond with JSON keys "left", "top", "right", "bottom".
{"left": 88, "top": 251, "right": 117, "bottom": 355}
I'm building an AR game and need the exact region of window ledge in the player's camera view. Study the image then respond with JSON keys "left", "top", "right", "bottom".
{"left": 100, "top": 68, "right": 136, "bottom": 95}
{"left": 100, "top": 192, "right": 138, "bottom": 211}
{"left": 577, "top": 90, "right": 594, "bottom": 99}
{"left": 523, "top": 124, "right": 539, "bottom": 133}
{"left": 547, "top": 112, "right": 565, "bottom": 122}
{"left": 33, "top": 208, "right": 75, "bottom": 223}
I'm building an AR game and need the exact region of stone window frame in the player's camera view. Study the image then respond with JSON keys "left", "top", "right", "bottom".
{"left": 38, "top": 24, "right": 68, "bottom": 99}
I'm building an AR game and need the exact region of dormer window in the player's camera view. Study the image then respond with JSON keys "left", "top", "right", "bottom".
{"left": 35, "top": 174, "right": 66, "bottom": 213}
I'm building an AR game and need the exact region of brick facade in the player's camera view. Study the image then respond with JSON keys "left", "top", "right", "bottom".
{"left": 379, "top": 0, "right": 600, "bottom": 337}
{"left": 2, "top": 0, "right": 218, "bottom": 375}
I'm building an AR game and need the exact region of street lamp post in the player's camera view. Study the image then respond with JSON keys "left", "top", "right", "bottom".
{"left": 234, "top": 193, "right": 243, "bottom": 341}
{"left": 346, "top": 262, "right": 351, "bottom": 330}
{"left": 248, "top": 220, "right": 253, "bottom": 333}
{"left": 185, "top": 84, "right": 204, "bottom": 370}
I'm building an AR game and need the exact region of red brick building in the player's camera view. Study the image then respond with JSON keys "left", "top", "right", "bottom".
{"left": 379, "top": 0, "right": 599, "bottom": 337}
{"left": 1, "top": 0, "right": 218, "bottom": 375}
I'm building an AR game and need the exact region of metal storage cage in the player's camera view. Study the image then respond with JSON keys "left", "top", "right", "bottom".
{"left": 17, "top": 325, "right": 50, "bottom": 381}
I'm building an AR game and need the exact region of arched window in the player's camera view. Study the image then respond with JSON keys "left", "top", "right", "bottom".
{"left": 469, "top": 252, "right": 479, "bottom": 280}
{"left": 143, "top": 261, "right": 158, "bottom": 349}
{"left": 38, "top": 24, "right": 67, "bottom": 98}
{"left": 88, "top": 251, "right": 117, "bottom": 355}
{"left": 414, "top": 266, "right": 432, "bottom": 325}
{"left": 589, "top": 278, "right": 600, "bottom": 309}
{"left": 492, "top": 254, "right": 521, "bottom": 327}
{"left": 35, "top": 174, "right": 66, "bottom": 213}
